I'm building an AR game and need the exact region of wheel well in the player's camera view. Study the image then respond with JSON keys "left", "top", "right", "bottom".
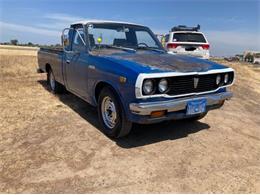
{"left": 45, "top": 64, "right": 51, "bottom": 73}
{"left": 95, "top": 82, "right": 117, "bottom": 102}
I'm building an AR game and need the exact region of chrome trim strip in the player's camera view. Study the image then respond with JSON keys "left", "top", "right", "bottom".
{"left": 135, "top": 68, "right": 235, "bottom": 99}
{"left": 130, "top": 91, "right": 233, "bottom": 115}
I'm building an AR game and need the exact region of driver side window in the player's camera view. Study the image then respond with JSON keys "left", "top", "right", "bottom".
{"left": 72, "top": 29, "right": 85, "bottom": 51}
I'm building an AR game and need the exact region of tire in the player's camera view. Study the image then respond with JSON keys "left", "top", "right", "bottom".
{"left": 97, "top": 87, "right": 132, "bottom": 138}
{"left": 47, "top": 69, "right": 65, "bottom": 94}
{"left": 185, "top": 112, "right": 208, "bottom": 121}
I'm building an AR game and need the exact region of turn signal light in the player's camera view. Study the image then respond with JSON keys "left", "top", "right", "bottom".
{"left": 151, "top": 110, "right": 166, "bottom": 118}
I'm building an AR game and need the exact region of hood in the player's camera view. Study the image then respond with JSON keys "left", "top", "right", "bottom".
{"left": 92, "top": 50, "right": 228, "bottom": 73}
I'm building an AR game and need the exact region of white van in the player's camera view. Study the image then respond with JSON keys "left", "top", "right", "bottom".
{"left": 165, "top": 25, "right": 210, "bottom": 59}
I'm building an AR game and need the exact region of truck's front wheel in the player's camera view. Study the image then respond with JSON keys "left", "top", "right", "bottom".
{"left": 47, "top": 69, "right": 65, "bottom": 94}
{"left": 98, "top": 87, "right": 132, "bottom": 138}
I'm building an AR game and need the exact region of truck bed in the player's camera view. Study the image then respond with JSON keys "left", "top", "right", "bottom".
{"left": 37, "top": 47, "right": 64, "bottom": 84}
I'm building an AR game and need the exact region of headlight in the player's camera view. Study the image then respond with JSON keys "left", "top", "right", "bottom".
{"left": 224, "top": 74, "right": 229, "bottom": 84}
{"left": 216, "top": 75, "right": 221, "bottom": 85}
{"left": 158, "top": 79, "right": 168, "bottom": 93}
{"left": 142, "top": 79, "right": 154, "bottom": 95}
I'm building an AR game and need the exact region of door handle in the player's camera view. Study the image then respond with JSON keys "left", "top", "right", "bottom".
{"left": 66, "top": 60, "right": 70, "bottom": 64}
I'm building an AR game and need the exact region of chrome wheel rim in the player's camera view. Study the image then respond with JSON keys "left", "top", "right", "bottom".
{"left": 101, "top": 96, "right": 117, "bottom": 129}
{"left": 49, "top": 72, "right": 55, "bottom": 90}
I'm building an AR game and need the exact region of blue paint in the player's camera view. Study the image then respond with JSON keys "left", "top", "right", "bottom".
{"left": 82, "top": 51, "right": 231, "bottom": 120}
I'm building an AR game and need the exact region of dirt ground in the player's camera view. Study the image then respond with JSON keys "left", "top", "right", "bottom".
{"left": 0, "top": 48, "right": 260, "bottom": 193}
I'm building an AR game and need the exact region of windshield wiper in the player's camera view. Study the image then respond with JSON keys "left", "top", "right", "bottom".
{"left": 137, "top": 47, "right": 165, "bottom": 53}
{"left": 107, "top": 45, "right": 136, "bottom": 52}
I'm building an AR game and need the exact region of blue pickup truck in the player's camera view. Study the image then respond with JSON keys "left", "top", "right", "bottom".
{"left": 38, "top": 20, "right": 235, "bottom": 138}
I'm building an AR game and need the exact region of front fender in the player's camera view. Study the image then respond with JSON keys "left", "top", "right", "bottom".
{"left": 90, "top": 78, "right": 136, "bottom": 116}
{"left": 87, "top": 55, "right": 138, "bottom": 115}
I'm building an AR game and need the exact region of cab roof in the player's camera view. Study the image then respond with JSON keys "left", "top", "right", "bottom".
{"left": 71, "top": 20, "right": 142, "bottom": 26}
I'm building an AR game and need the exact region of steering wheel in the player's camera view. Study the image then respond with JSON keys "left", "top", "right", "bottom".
{"left": 137, "top": 42, "right": 149, "bottom": 48}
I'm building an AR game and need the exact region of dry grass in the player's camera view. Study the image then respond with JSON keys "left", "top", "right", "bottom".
{"left": 0, "top": 55, "right": 38, "bottom": 77}
{"left": 0, "top": 51, "right": 260, "bottom": 193}
{"left": 0, "top": 45, "right": 38, "bottom": 56}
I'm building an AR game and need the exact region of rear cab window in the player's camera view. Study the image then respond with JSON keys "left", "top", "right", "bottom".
{"left": 172, "top": 33, "right": 206, "bottom": 43}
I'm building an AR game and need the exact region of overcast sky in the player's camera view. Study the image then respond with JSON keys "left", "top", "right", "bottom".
{"left": 0, "top": 0, "right": 259, "bottom": 56}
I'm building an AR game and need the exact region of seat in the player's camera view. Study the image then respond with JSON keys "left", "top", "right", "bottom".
{"left": 88, "top": 34, "right": 95, "bottom": 48}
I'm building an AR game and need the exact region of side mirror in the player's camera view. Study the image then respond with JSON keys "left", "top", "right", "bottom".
{"left": 61, "top": 35, "right": 70, "bottom": 47}
{"left": 62, "top": 28, "right": 72, "bottom": 52}
{"left": 64, "top": 38, "right": 70, "bottom": 47}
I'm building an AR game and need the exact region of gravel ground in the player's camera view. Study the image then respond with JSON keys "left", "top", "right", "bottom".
{"left": 0, "top": 51, "right": 259, "bottom": 193}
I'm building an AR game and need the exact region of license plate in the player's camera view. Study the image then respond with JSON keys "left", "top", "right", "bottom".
{"left": 186, "top": 99, "right": 207, "bottom": 115}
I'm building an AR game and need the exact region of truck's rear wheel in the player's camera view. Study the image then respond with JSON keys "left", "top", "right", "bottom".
{"left": 98, "top": 87, "right": 132, "bottom": 138}
{"left": 47, "top": 69, "right": 65, "bottom": 94}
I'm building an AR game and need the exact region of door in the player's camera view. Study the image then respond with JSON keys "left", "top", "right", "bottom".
{"left": 64, "top": 28, "right": 90, "bottom": 99}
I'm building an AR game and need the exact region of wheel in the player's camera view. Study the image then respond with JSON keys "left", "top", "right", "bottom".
{"left": 47, "top": 69, "right": 65, "bottom": 94}
{"left": 98, "top": 87, "right": 132, "bottom": 138}
{"left": 185, "top": 112, "right": 208, "bottom": 121}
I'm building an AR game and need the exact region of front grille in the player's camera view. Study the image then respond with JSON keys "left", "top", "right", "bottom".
{"left": 167, "top": 74, "right": 218, "bottom": 95}
{"left": 150, "top": 72, "right": 234, "bottom": 97}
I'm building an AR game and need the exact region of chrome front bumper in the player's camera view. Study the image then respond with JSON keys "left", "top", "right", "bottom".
{"left": 129, "top": 91, "right": 233, "bottom": 115}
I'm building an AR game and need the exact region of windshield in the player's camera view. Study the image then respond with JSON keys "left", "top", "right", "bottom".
{"left": 87, "top": 23, "right": 164, "bottom": 51}
{"left": 173, "top": 33, "right": 206, "bottom": 43}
